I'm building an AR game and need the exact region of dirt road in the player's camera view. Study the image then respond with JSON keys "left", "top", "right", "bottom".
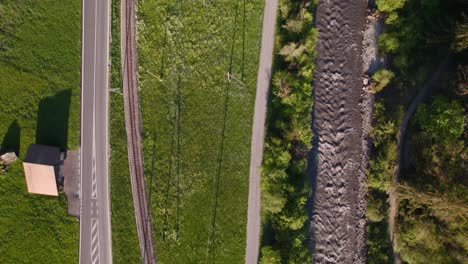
{"left": 310, "top": 0, "right": 368, "bottom": 263}
{"left": 244, "top": 0, "right": 278, "bottom": 263}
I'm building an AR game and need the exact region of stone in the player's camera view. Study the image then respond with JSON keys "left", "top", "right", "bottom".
{"left": 363, "top": 78, "right": 369, "bottom": 86}
{"left": 1, "top": 152, "right": 17, "bottom": 165}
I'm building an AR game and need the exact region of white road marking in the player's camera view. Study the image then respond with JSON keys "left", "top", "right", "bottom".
{"left": 91, "top": 218, "right": 100, "bottom": 264}
{"left": 90, "top": 1, "right": 101, "bottom": 263}
{"left": 92, "top": 157, "right": 97, "bottom": 199}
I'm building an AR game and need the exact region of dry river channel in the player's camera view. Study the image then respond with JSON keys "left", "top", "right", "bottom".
{"left": 309, "top": 0, "right": 368, "bottom": 263}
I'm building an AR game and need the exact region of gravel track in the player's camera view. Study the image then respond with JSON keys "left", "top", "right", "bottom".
{"left": 310, "top": 0, "right": 368, "bottom": 263}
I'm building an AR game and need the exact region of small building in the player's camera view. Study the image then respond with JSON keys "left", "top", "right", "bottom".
{"left": 23, "top": 144, "right": 60, "bottom": 196}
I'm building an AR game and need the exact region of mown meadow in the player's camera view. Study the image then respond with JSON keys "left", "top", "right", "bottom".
{"left": 137, "top": 0, "right": 264, "bottom": 262}
{"left": 0, "top": 0, "right": 80, "bottom": 262}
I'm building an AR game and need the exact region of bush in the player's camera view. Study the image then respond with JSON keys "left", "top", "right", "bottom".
{"left": 372, "top": 69, "right": 395, "bottom": 92}
{"left": 367, "top": 219, "right": 394, "bottom": 264}
{"left": 378, "top": 33, "right": 400, "bottom": 53}
{"left": 454, "top": 20, "right": 468, "bottom": 52}
{"left": 415, "top": 96, "right": 465, "bottom": 143}
{"left": 260, "top": 247, "right": 281, "bottom": 264}
{"left": 366, "top": 189, "right": 388, "bottom": 222}
{"left": 376, "top": 0, "right": 407, "bottom": 13}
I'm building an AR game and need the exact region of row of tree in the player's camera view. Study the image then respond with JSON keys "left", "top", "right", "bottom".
{"left": 259, "top": 0, "right": 317, "bottom": 263}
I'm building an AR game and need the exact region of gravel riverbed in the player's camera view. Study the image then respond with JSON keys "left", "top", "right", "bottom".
{"left": 309, "top": 0, "right": 368, "bottom": 263}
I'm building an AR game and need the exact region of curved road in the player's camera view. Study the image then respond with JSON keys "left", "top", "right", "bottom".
{"left": 244, "top": 1, "right": 278, "bottom": 263}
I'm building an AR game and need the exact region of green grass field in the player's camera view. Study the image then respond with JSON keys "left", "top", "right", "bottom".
{"left": 0, "top": 0, "right": 80, "bottom": 263}
{"left": 137, "top": 1, "right": 264, "bottom": 262}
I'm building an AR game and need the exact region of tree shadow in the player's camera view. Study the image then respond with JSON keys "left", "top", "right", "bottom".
{"left": 1, "top": 120, "right": 21, "bottom": 155}
{"left": 35, "top": 89, "right": 72, "bottom": 151}
{"left": 306, "top": 106, "right": 319, "bottom": 256}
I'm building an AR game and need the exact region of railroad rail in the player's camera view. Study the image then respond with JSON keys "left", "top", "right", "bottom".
{"left": 121, "top": 0, "right": 156, "bottom": 263}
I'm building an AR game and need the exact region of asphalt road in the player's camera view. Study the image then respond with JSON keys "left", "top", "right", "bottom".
{"left": 80, "top": 0, "right": 112, "bottom": 263}
{"left": 244, "top": 1, "right": 278, "bottom": 263}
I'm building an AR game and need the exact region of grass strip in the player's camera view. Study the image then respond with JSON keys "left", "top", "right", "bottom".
{"left": 109, "top": 0, "right": 141, "bottom": 262}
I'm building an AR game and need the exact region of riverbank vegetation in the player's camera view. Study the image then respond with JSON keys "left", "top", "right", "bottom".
{"left": 0, "top": 0, "right": 80, "bottom": 262}
{"left": 137, "top": 1, "right": 264, "bottom": 262}
{"left": 367, "top": 0, "right": 467, "bottom": 263}
{"left": 397, "top": 74, "right": 467, "bottom": 263}
{"left": 259, "top": 0, "right": 316, "bottom": 263}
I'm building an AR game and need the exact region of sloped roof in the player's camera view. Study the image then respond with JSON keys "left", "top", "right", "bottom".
{"left": 24, "top": 144, "right": 60, "bottom": 165}
{"left": 23, "top": 163, "right": 58, "bottom": 196}
{"left": 23, "top": 144, "right": 59, "bottom": 196}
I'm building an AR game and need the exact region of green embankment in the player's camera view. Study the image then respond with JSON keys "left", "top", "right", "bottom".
{"left": 0, "top": 0, "right": 80, "bottom": 263}
{"left": 367, "top": 0, "right": 467, "bottom": 263}
{"left": 137, "top": 1, "right": 263, "bottom": 262}
{"left": 109, "top": 0, "right": 141, "bottom": 263}
{"left": 259, "top": 1, "right": 316, "bottom": 263}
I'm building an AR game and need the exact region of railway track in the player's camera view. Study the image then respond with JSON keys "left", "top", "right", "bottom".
{"left": 121, "top": 0, "right": 156, "bottom": 263}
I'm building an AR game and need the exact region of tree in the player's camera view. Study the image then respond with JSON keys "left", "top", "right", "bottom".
{"left": 456, "top": 65, "right": 468, "bottom": 95}
{"left": 415, "top": 96, "right": 465, "bottom": 143}
{"left": 378, "top": 33, "right": 400, "bottom": 53}
{"left": 371, "top": 119, "right": 395, "bottom": 147}
{"left": 372, "top": 69, "right": 395, "bottom": 92}
{"left": 367, "top": 220, "right": 395, "bottom": 264}
{"left": 376, "top": 0, "right": 407, "bottom": 13}
{"left": 283, "top": 18, "right": 303, "bottom": 33}
{"left": 279, "top": 42, "right": 306, "bottom": 63}
{"left": 454, "top": 19, "right": 468, "bottom": 52}
{"left": 259, "top": 247, "right": 281, "bottom": 264}
{"left": 366, "top": 191, "right": 387, "bottom": 222}
{"left": 262, "top": 188, "right": 287, "bottom": 214}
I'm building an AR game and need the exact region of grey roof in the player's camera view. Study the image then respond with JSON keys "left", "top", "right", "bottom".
{"left": 24, "top": 144, "right": 60, "bottom": 166}
{"left": 62, "top": 150, "right": 80, "bottom": 217}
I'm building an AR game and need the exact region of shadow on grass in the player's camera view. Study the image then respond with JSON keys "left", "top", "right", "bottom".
{"left": 35, "top": 89, "right": 72, "bottom": 151}
{"left": 1, "top": 120, "right": 21, "bottom": 155}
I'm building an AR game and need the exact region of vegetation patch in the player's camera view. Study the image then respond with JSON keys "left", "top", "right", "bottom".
{"left": 259, "top": 1, "right": 316, "bottom": 263}
{"left": 137, "top": 1, "right": 264, "bottom": 262}
{"left": 367, "top": 0, "right": 467, "bottom": 262}
{"left": 0, "top": 0, "right": 80, "bottom": 262}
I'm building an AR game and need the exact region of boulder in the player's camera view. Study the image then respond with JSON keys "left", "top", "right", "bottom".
{"left": 1, "top": 152, "right": 17, "bottom": 165}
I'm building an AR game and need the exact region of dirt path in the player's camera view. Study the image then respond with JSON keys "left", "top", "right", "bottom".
{"left": 310, "top": 0, "right": 368, "bottom": 263}
{"left": 389, "top": 55, "right": 451, "bottom": 264}
{"left": 244, "top": 0, "right": 278, "bottom": 263}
